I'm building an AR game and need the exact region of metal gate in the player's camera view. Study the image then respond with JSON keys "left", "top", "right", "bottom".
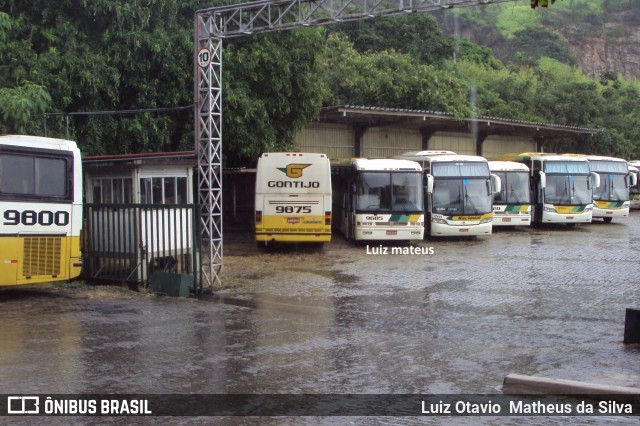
{"left": 82, "top": 203, "right": 201, "bottom": 291}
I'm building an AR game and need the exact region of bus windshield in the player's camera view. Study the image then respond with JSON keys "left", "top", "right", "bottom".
{"left": 432, "top": 162, "right": 489, "bottom": 177}
{"left": 544, "top": 161, "right": 590, "bottom": 174}
{"left": 594, "top": 174, "right": 628, "bottom": 202}
{"left": 432, "top": 178, "right": 491, "bottom": 215}
{"left": 544, "top": 175, "right": 591, "bottom": 205}
{"left": 357, "top": 172, "right": 422, "bottom": 212}
{"left": 493, "top": 171, "right": 530, "bottom": 204}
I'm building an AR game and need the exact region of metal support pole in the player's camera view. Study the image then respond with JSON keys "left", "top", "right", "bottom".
{"left": 194, "top": 13, "right": 223, "bottom": 290}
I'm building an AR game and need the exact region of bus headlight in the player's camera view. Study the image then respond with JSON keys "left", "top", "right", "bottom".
{"left": 544, "top": 206, "right": 557, "bottom": 213}
{"left": 584, "top": 206, "right": 592, "bottom": 212}
{"left": 480, "top": 217, "right": 493, "bottom": 224}
{"left": 432, "top": 218, "right": 447, "bottom": 224}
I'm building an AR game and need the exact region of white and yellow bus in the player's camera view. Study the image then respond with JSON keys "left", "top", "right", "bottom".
{"left": 628, "top": 161, "right": 640, "bottom": 210}
{"left": 0, "top": 135, "right": 83, "bottom": 286}
{"left": 505, "top": 153, "right": 597, "bottom": 225}
{"left": 582, "top": 155, "right": 636, "bottom": 222}
{"left": 254, "top": 152, "right": 332, "bottom": 245}
{"left": 396, "top": 151, "right": 500, "bottom": 237}
{"left": 488, "top": 161, "right": 532, "bottom": 227}
{"left": 330, "top": 158, "right": 424, "bottom": 241}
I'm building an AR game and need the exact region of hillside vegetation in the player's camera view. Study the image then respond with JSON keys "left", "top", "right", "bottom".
{"left": 1, "top": 1, "right": 639, "bottom": 162}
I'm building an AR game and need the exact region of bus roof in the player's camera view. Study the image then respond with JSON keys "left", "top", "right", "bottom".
{"left": 0, "top": 134, "right": 78, "bottom": 151}
{"left": 488, "top": 161, "right": 530, "bottom": 172}
{"left": 498, "top": 152, "right": 589, "bottom": 163}
{"left": 582, "top": 155, "right": 627, "bottom": 163}
{"left": 332, "top": 158, "right": 422, "bottom": 171}
{"left": 259, "top": 152, "right": 328, "bottom": 160}
{"left": 400, "top": 150, "right": 456, "bottom": 157}
{"left": 396, "top": 152, "right": 487, "bottom": 164}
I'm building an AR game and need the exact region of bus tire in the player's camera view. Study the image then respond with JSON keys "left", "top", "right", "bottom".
{"left": 603, "top": 217, "right": 613, "bottom": 223}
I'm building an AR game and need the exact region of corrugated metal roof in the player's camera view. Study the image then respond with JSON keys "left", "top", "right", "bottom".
{"left": 83, "top": 151, "right": 196, "bottom": 163}
{"left": 320, "top": 105, "right": 600, "bottom": 135}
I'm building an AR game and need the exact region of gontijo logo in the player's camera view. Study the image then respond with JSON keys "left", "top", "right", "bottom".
{"left": 277, "top": 163, "right": 311, "bottom": 179}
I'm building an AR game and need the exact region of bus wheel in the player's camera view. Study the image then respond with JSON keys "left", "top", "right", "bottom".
{"left": 603, "top": 217, "right": 613, "bottom": 223}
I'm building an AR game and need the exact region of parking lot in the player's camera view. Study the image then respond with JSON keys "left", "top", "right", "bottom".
{"left": 1, "top": 213, "right": 639, "bottom": 424}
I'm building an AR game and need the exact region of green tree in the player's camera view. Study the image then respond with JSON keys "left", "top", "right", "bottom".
{"left": 0, "top": 0, "right": 199, "bottom": 154}
{"left": 331, "top": 14, "right": 454, "bottom": 65}
{"left": 449, "top": 59, "right": 541, "bottom": 122}
{"left": 0, "top": 11, "right": 52, "bottom": 132}
{"left": 322, "top": 34, "right": 470, "bottom": 117}
{"left": 455, "top": 39, "right": 504, "bottom": 70}
{"left": 0, "top": 0, "right": 328, "bottom": 165}
{"left": 223, "top": 28, "right": 328, "bottom": 166}
{"left": 505, "top": 27, "right": 575, "bottom": 66}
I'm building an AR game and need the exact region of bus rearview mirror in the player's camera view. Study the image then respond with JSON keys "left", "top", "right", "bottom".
{"left": 491, "top": 174, "right": 502, "bottom": 195}
{"left": 591, "top": 172, "right": 600, "bottom": 189}
{"left": 425, "top": 174, "right": 434, "bottom": 194}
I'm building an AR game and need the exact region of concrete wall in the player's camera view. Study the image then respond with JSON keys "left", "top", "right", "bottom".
{"left": 295, "top": 124, "right": 536, "bottom": 158}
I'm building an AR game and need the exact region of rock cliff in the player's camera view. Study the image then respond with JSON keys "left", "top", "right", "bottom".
{"left": 563, "top": 18, "right": 640, "bottom": 81}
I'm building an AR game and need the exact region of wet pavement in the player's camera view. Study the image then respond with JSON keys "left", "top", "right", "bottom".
{"left": 1, "top": 213, "right": 640, "bottom": 424}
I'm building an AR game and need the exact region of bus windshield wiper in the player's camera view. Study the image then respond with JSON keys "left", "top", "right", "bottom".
{"left": 464, "top": 185, "right": 476, "bottom": 213}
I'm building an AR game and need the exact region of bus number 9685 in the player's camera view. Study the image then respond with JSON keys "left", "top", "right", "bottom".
{"left": 3, "top": 209, "right": 70, "bottom": 226}
{"left": 275, "top": 206, "right": 312, "bottom": 214}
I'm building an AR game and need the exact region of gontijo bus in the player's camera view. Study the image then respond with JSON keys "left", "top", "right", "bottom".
{"left": 254, "top": 152, "right": 331, "bottom": 245}
{"left": 396, "top": 151, "right": 501, "bottom": 237}
{"left": 330, "top": 158, "right": 424, "bottom": 241}
{"left": 582, "top": 155, "right": 636, "bottom": 222}
{"left": 506, "top": 153, "right": 598, "bottom": 224}
{"left": 0, "top": 135, "right": 83, "bottom": 286}
{"left": 488, "top": 161, "right": 531, "bottom": 226}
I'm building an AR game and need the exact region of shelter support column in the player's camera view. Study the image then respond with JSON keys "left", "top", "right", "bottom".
{"left": 475, "top": 131, "right": 490, "bottom": 156}
{"left": 420, "top": 128, "right": 437, "bottom": 151}
{"left": 354, "top": 125, "right": 368, "bottom": 158}
{"left": 535, "top": 135, "right": 547, "bottom": 153}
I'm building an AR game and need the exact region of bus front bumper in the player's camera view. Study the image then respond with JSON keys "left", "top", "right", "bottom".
{"left": 430, "top": 221, "right": 492, "bottom": 237}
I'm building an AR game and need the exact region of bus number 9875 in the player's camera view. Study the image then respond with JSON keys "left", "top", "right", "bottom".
{"left": 275, "top": 206, "right": 312, "bottom": 214}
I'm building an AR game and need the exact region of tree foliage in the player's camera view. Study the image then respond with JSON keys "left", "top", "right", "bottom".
{"left": 331, "top": 14, "right": 454, "bottom": 65}
{"left": 0, "top": 0, "right": 326, "bottom": 164}
{"left": 322, "top": 34, "right": 471, "bottom": 117}
{"left": 505, "top": 27, "right": 575, "bottom": 66}
{"left": 1, "top": 1, "right": 640, "bottom": 162}
{"left": 223, "top": 28, "right": 327, "bottom": 166}
{"left": 0, "top": 0, "right": 198, "bottom": 154}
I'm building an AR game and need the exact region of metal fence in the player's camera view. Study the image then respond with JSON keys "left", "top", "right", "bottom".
{"left": 82, "top": 203, "right": 201, "bottom": 291}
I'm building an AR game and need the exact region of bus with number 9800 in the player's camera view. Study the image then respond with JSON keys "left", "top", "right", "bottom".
{"left": 0, "top": 135, "right": 83, "bottom": 286}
